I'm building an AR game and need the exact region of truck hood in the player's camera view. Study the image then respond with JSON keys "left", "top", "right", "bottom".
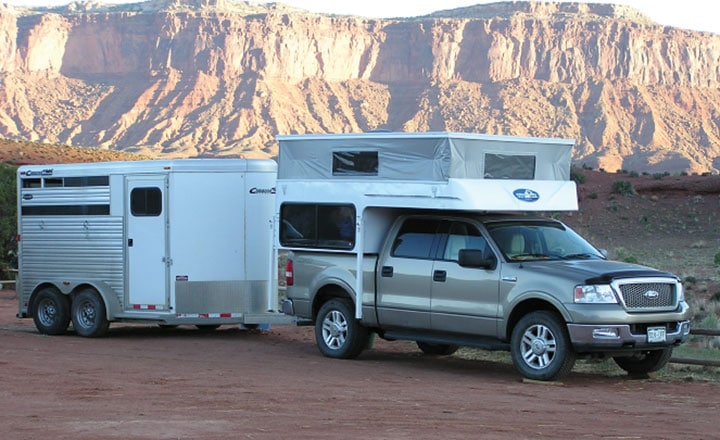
{"left": 518, "top": 259, "right": 678, "bottom": 284}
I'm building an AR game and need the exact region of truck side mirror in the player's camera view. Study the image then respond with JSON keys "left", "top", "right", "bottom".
{"left": 458, "top": 249, "right": 497, "bottom": 270}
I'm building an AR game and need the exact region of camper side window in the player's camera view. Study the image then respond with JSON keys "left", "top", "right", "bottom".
{"left": 332, "top": 151, "right": 378, "bottom": 176}
{"left": 280, "top": 203, "right": 355, "bottom": 250}
{"left": 131, "top": 187, "right": 162, "bottom": 217}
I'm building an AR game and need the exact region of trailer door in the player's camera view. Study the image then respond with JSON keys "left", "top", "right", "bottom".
{"left": 126, "top": 176, "right": 168, "bottom": 310}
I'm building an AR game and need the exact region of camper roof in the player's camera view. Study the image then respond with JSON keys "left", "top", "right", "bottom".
{"left": 276, "top": 132, "right": 578, "bottom": 212}
{"left": 277, "top": 131, "right": 573, "bottom": 182}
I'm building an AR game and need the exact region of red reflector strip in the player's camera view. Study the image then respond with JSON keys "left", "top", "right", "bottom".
{"left": 132, "top": 304, "right": 159, "bottom": 310}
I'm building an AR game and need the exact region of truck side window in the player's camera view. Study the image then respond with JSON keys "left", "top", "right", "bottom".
{"left": 443, "top": 222, "right": 486, "bottom": 261}
{"left": 391, "top": 218, "right": 441, "bottom": 259}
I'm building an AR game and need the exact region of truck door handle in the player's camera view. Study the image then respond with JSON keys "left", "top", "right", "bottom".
{"left": 433, "top": 270, "right": 447, "bottom": 282}
{"left": 128, "top": 238, "right": 133, "bottom": 247}
{"left": 381, "top": 266, "right": 393, "bottom": 277}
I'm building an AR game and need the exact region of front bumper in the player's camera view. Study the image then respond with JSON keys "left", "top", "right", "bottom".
{"left": 568, "top": 320, "right": 691, "bottom": 352}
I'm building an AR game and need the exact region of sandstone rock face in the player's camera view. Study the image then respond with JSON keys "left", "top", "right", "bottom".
{"left": 1, "top": 0, "right": 719, "bottom": 173}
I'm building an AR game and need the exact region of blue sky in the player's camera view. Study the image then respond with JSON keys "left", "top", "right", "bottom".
{"left": 4, "top": 0, "right": 718, "bottom": 35}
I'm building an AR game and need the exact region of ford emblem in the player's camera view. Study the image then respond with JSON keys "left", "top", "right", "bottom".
{"left": 643, "top": 290, "right": 660, "bottom": 300}
{"left": 513, "top": 189, "right": 540, "bottom": 202}
{"left": 23, "top": 194, "right": 33, "bottom": 200}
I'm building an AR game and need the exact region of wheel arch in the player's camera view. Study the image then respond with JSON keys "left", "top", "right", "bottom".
{"left": 505, "top": 297, "right": 569, "bottom": 341}
{"left": 311, "top": 282, "right": 354, "bottom": 321}
{"left": 29, "top": 283, "right": 68, "bottom": 313}
{"left": 66, "top": 282, "right": 122, "bottom": 320}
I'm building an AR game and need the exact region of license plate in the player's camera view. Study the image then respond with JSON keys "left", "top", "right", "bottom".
{"left": 647, "top": 326, "right": 666, "bottom": 343}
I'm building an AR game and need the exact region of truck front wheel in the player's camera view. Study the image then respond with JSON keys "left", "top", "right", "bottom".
{"left": 71, "top": 289, "right": 110, "bottom": 338}
{"left": 315, "top": 298, "right": 369, "bottom": 359}
{"left": 510, "top": 311, "right": 576, "bottom": 381}
{"left": 613, "top": 348, "right": 673, "bottom": 375}
{"left": 32, "top": 287, "right": 71, "bottom": 335}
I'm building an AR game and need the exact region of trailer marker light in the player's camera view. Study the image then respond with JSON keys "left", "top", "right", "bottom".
{"left": 285, "top": 259, "right": 294, "bottom": 286}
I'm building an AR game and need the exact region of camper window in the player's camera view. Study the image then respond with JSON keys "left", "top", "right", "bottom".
{"left": 484, "top": 153, "right": 536, "bottom": 179}
{"left": 332, "top": 151, "right": 378, "bottom": 176}
{"left": 280, "top": 203, "right": 355, "bottom": 250}
{"left": 131, "top": 187, "right": 162, "bottom": 217}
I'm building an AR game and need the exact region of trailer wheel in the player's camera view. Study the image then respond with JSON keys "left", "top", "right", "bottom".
{"left": 71, "top": 289, "right": 109, "bottom": 338}
{"left": 195, "top": 324, "right": 221, "bottom": 331}
{"left": 32, "top": 287, "right": 71, "bottom": 335}
{"left": 315, "top": 298, "right": 369, "bottom": 359}
{"left": 510, "top": 311, "right": 576, "bottom": 381}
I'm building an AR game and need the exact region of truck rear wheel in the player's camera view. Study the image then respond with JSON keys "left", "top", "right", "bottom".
{"left": 510, "top": 311, "right": 575, "bottom": 381}
{"left": 32, "top": 287, "right": 71, "bottom": 335}
{"left": 71, "top": 289, "right": 109, "bottom": 338}
{"left": 613, "top": 348, "right": 673, "bottom": 375}
{"left": 315, "top": 298, "right": 369, "bottom": 359}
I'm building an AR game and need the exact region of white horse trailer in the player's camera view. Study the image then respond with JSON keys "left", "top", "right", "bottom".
{"left": 16, "top": 159, "right": 289, "bottom": 337}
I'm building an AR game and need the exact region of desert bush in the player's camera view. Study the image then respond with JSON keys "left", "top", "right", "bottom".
{"left": 714, "top": 252, "right": 720, "bottom": 267}
{"left": 570, "top": 167, "right": 586, "bottom": 184}
{"left": 611, "top": 180, "right": 635, "bottom": 196}
{"left": 588, "top": 192, "right": 598, "bottom": 199}
{"left": 0, "top": 163, "right": 17, "bottom": 279}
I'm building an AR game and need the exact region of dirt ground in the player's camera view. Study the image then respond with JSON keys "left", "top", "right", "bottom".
{"left": 1, "top": 292, "right": 719, "bottom": 440}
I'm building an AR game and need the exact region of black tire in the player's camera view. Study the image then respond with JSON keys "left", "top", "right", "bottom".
{"left": 31, "top": 287, "right": 71, "bottom": 335}
{"left": 613, "top": 348, "right": 673, "bottom": 375}
{"left": 195, "top": 324, "right": 221, "bottom": 331}
{"left": 315, "top": 298, "right": 369, "bottom": 359}
{"left": 71, "top": 289, "right": 109, "bottom": 338}
{"left": 417, "top": 342, "right": 459, "bottom": 356}
{"left": 510, "top": 311, "right": 576, "bottom": 381}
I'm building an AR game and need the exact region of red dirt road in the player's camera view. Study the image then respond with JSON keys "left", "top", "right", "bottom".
{"left": 0, "top": 292, "right": 718, "bottom": 440}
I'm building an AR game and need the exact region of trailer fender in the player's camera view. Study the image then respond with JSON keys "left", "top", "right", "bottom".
{"left": 53, "top": 280, "right": 122, "bottom": 321}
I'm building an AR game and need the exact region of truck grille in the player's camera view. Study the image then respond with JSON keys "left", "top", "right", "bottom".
{"left": 616, "top": 281, "right": 677, "bottom": 312}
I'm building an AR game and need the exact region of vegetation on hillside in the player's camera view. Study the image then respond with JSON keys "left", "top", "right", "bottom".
{"left": 0, "top": 164, "right": 16, "bottom": 281}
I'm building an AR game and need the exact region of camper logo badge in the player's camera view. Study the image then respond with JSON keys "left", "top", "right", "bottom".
{"left": 513, "top": 188, "right": 540, "bottom": 202}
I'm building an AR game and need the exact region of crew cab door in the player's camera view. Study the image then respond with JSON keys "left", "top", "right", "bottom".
{"left": 375, "top": 218, "right": 442, "bottom": 330}
{"left": 430, "top": 221, "right": 501, "bottom": 336}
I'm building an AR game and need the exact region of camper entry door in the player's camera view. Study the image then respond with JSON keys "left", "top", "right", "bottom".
{"left": 126, "top": 176, "right": 169, "bottom": 310}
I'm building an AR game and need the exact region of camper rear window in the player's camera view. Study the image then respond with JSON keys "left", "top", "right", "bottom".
{"left": 484, "top": 153, "right": 536, "bottom": 179}
{"left": 280, "top": 203, "right": 355, "bottom": 250}
{"left": 332, "top": 151, "right": 378, "bottom": 176}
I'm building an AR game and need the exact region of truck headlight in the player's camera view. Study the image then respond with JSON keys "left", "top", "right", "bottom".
{"left": 574, "top": 285, "right": 618, "bottom": 304}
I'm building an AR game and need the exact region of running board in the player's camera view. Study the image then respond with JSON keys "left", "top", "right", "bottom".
{"left": 381, "top": 330, "right": 510, "bottom": 351}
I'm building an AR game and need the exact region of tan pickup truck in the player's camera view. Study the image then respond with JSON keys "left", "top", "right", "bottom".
{"left": 282, "top": 211, "right": 691, "bottom": 381}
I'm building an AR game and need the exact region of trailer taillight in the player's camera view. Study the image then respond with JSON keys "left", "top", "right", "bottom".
{"left": 16, "top": 234, "right": 20, "bottom": 242}
{"left": 285, "top": 259, "right": 294, "bottom": 286}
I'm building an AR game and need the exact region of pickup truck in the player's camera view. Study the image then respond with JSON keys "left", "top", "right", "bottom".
{"left": 281, "top": 212, "right": 691, "bottom": 381}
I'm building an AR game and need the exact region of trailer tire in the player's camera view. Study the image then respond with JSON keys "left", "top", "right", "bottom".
{"left": 315, "top": 298, "right": 369, "bottom": 359}
{"left": 71, "top": 289, "right": 109, "bottom": 338}
{"left": 32, "top": 287, "right": 71, "bottom": 335}
{"left": 195, "top": 324, "right": 221, "bottom": 331}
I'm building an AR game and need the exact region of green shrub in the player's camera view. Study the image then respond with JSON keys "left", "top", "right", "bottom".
{"left": 611, "top": 180, "right": 635, "bottom": 196}
{"left": 570, "top": 167, "right": 586, "bottom": 184}
{"left": 714, "top": 252, "right": 720, "bottom": 267}
{"left": 0, "top": 163, "right": 17, "bottom": 278}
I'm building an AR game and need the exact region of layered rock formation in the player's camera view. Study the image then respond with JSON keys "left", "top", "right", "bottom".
{"left": 1, "top": 0, "right": 719, "bottom": 173}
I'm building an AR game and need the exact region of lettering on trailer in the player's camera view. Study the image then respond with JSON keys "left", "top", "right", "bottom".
{"left": 21, "top": 168, "right": 54, "bottom": 177}
{"left": 249, "top": 187, "right": 276, "bottom": 195}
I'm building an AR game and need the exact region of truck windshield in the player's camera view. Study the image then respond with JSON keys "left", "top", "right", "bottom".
{"left": 486, "top": 221, "right": 604, "bottom": 262}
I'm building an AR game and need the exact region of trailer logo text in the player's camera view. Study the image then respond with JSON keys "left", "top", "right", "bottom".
{"left": 513, "top": 189, "right": 540, "bottom": 202}
{"left": 249, "top": 187, "right": 276, "bottom": 195}
{"left": 22, "top": 168, "right": 54, "bottom": 177}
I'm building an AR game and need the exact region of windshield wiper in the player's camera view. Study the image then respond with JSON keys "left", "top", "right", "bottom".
{"left": 560, "top": 253, "right": 600, "bottom": 260}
